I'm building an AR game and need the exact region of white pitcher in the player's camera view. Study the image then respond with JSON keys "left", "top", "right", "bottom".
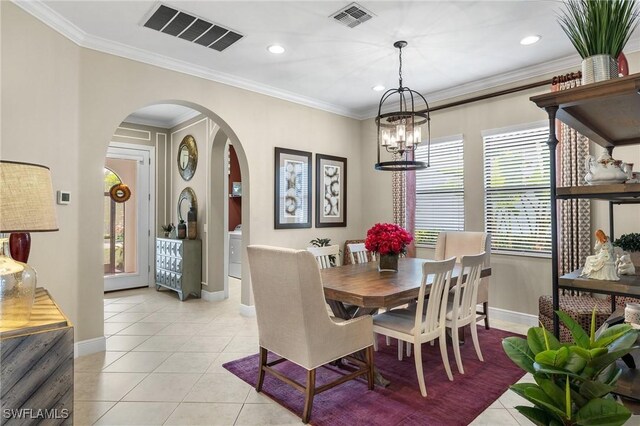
{"left": 584, "top": 151, "right": 628, "bottom": 185}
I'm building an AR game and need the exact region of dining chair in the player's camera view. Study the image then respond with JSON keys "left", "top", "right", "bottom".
{"left": 371, "top": 257, "right": 457, "bottom": 397}
{"left": 435, "top": 231, "right": 491, "bottom": 329}
{"left": 347, "top": 243, "right": 374, "bottom": 264}
{"left": 307, "top": 244, "right": 340, "bottom": 269}
{"left": 446, "top": 252, "right": 486, "bottom": 374}
{"left": 247, "top": 245, "right": 375, "bottom": 423}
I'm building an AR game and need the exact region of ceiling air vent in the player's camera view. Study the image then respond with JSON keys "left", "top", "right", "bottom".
{"left": 330, "top": 2, "right": 374, "bottom": 28}
{"left": 143, "top": 4, "right": 243, "bottom": 52}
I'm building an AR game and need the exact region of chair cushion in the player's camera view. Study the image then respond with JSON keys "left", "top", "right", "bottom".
{"left": 373, "top": 310, "right": 419, "bottom": 334}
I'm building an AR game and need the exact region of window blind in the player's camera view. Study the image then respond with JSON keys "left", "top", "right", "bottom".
{"left": 483, "top": 126, "right": 551, "bottom": 255}
{"left": 415, "top": 137, "right": 464, "bottom": 246}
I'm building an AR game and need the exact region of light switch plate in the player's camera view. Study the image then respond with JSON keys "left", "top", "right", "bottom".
{"left": 57, "top": 190, "right": 70, "bottom": 205}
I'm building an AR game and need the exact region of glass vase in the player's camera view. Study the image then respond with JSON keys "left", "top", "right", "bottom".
{"left": 378, "top": 253, "right": 399, "bottom": 272}
{"left": 0, "top": 256, "right": 37, "bottom": 329}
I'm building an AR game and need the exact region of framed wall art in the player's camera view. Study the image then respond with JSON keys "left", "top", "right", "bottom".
{"left": 315, "top": 154, "right": 347, "bottom": 228}
{"left": 274, "top": 147, "right": 312, "bottom": 229}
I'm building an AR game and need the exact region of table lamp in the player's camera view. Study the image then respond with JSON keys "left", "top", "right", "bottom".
{"left": 0, "top": 161, "right": 58, "bottom": 328}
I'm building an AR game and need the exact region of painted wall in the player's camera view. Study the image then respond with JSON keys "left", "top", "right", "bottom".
{"left": 360, "top": 68, "right": 640, "bottom": 317}
{"left": 1, "top": 3, "right": 365, "bottom": 342}
{"left": 228, "top": 145, "right": 242, "bottom": 232}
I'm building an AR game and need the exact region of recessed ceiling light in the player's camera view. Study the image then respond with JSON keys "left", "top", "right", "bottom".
{"left": 372, "top": 85, "right": 385, "bottom": 92}
{"left": 267, "top": 44, "right": 285, "bottom": 54}
{"left": 520, "top": 35, "right": 541, "bottom": 46}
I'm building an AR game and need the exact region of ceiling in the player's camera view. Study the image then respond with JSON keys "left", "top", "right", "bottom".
{"left": 17, "top": 1, "right": 638, "bottom": 119}
{"left": 125, "top": 104, "right": 200, "bottom": 128}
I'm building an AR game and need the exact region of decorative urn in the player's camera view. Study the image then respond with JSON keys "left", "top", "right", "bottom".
{"left": 584, "top": 151, "right": 628, "bottom": 185}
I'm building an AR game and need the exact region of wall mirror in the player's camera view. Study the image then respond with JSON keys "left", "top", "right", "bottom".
{"left": 178, "top": 187, "right": 197, "bottom": 222}
{"left": 177, "top": 135, "right": 198, "bottom": 181}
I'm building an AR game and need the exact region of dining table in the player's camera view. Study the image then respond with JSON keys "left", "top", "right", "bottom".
{"left": 321, "top": 257, "right": 492, "bottom": 386}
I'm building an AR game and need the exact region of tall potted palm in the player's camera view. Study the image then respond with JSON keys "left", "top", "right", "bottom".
{"left": 558, "top": 0, "right": 640, "bottom": 84}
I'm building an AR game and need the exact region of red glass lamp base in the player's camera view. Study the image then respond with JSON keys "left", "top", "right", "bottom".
{"left": 9, "top": 232, "right": 31, "bottom": 263}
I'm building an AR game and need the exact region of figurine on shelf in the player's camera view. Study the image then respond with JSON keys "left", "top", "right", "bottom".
{"left": 584, "top": 151, "right": 628, "bottom": 185}
{"left": 617, "top": 253, "right": 636, "bottom": 276}
{"left": 581, "top": 229, "right": 620, "bottom": 281}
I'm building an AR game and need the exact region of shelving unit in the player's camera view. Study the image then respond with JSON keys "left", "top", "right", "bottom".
{"left": 531, "top": 73, "right": 640, "bottom": 402}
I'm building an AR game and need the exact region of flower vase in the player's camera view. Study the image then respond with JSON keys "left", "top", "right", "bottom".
{"left": 379, "top": 254, "right": 399, "bottom": 272}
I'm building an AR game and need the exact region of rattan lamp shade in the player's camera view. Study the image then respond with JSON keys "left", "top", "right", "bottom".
{"left": 0, "top": 161, "right": 58, "bottom": 233}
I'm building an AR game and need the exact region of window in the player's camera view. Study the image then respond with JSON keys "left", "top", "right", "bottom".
{"left": 414, "top": 136, "right": 464, "bottom": 246}
{"left": 104, "top": 168, "right": 125, "bottom": 275}
{"left": 483, "top": 124, "right": 550, "bottom": 255}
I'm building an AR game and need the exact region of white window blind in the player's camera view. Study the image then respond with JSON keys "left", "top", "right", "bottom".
{"left": 415, "top": 137, "right": 464, "bottom": 246}
{"left": 483, "top": 125, "right": 551, "bottom": 255}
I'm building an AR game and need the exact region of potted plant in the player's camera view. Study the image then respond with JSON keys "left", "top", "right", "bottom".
{"left": 161, "top": 223, "right": 174, "bottom": 238}
{"left": 557, "top": 0, "right": 640, "bottom": 83}
{"left": 365, "top": 223, "right": 413, "bottom": 272}
{"left": 502, "top": 309, "right": 638, "bottom": 425}
{"left": 614, "top": 232, "right": 640, "bottom": 271}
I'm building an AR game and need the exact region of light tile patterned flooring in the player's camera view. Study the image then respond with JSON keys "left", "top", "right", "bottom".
{"left": 74, "top": 280, "right": 630, "bottom": 425}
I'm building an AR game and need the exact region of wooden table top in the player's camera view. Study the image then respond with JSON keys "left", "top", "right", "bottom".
{"left": 321, "top": 257, "right": 491, "bottom": 308}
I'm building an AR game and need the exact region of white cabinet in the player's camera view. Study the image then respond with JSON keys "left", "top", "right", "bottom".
{"left": 229, "top": 231, "right": 242, "bottom": 279}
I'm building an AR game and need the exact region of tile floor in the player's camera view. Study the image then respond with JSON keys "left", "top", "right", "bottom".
{"left": 74, "top": 280, "right": 635, "bottom": 425}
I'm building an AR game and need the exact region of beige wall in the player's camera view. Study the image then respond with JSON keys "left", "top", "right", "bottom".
{"left": 1, "top": 3, "right": 364, "bottom": 342}
{"left": 360, "top": 65, "right": 640, "bottom": 317}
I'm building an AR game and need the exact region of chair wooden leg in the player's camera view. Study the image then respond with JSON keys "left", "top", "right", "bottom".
{"left": 302, "top": 369, "right": 316, "bottom": 424}
{"left": 470, "top": 321, "right": 484, "bottom": 362}
{"left": 413, "top": 340, "right": 427, "bottom": 397}
{"left": 365, "top": 345, "right": 375, "bottom": 391}
{"left": 452, "top": 327, "right": 464, "bottom": 374}
{"left": 438, "top": 334, "right": 453, "bottom": 381}
{"left": 397, "top": 340, "right": 404, "bottom": 361}
{"left": 256, "top": 346, "right": 267, "bottom": 392}
{"left": 483, "top": 302, "right": 490, "bottom": 330}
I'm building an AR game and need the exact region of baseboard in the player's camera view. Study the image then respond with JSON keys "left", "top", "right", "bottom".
{"left": 201, "top": 288, "right": 226, "bottom": 302}
{"left": 74, "top": 336, "right": 106, "bottom": 358}
{"left": 239, "top": 303, "right": 256, "bottom": 317}
{"left": 483, "top": 305, "right": 538, "bottom": 327}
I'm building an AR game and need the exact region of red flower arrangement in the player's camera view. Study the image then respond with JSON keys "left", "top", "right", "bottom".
{"left": 365, "top": 223, "right": 413, "bottom": 256}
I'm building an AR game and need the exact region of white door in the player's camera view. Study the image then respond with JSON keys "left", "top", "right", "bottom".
{"left": 104, "top": 145, "right": 153, "bottom": 292}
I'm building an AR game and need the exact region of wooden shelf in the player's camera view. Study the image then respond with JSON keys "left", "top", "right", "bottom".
{"left": 556, "top": 183, "right": 640, "bottom": 200}
{"left": 558, "top": 269, "right": 640, "bottom": 298}
{"left": 530, "top": 73, "right": 640, "bottom": 150}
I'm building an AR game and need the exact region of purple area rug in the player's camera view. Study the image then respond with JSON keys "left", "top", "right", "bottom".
{"left": 223, "top": 327, "right": 525, "bottom": 425}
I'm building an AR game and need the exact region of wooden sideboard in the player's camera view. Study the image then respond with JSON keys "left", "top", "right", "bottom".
{"left": 0, "top": 288, "right": 74, "bottom": 425}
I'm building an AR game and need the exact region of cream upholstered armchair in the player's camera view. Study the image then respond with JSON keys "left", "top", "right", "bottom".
{"left": 434, "top": 232, "right": 491, "bottom": 329}
{"left": 247, "top": 245, "right": 375, "bottom": 423}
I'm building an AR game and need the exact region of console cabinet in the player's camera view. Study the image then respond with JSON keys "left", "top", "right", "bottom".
{"left": 155, "top": 238, "right": 202, "bottom": 301}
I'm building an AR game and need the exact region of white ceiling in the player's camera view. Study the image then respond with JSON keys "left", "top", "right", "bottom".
{"left": 17, "top": 1, "right": 638, "bottom": 119}
{"left": 125, "top": 104, "right": 200, "bottom": 128}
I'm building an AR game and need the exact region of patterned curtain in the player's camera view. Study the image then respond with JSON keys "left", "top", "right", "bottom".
{"left": 556, "top": 79, "right": 591, "bottom": 275}
{"left": 392, "top": 153, "right": 416, "bottom": 257}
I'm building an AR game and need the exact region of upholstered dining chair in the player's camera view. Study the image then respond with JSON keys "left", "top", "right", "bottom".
{"left": 446, "top": 252, "right": 487, "bottom": 374}
{"left": 247, "top": 245, "right": 375, "bottom": 423}
{"left": 435, "top": 231, "right": 491, "bottom": 329}
{"left": 371, "top": 257, "right": 457, "bottom": 397}
{"left": 307, "top": 244, "right": 340, "bottom": 269}
{"left": 347, "top": 243, "right": 375, "bottom": 264}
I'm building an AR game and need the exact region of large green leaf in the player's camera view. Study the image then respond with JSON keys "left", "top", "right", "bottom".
{"left": 588, "top": 347, "right": 637, "bottom": 374}
{"left": 528, "top": 327, "right": 563, "bottom": 354}
{"left": 524, "top": 387, "right": 569, "bottom": 420}
{"left": 556, "top": 310, "right": 590, "bottom": 348}
{"left": 575, "top": 398, "right": 631, "bottom": 426}
{"left": 503, "top": 337, "right": 536, "bottom": 374}
{"left": 606, "top": 331, "right": 638, "bottom": 353}
{"left": 597, "top": 363, "right": 623, "bottom": 387}
{"left": 535, "top": 347, "right": 570, "bottom": 368}
{"left": 533, "top": 363, "right": 585, "bottom": 380}
{"left": 514, "top": 406, "right": 556, "bottom": 426}
{"left": 594, "top": 324, "right": 633, "bottom": 348}
{"left": 564, "top": 350, "right": 588, "bottom": 374}
{"left": 534, "top": 377, "right": 566, "bottom": 410}
{"left": 579, "top": 380, "right": 615, "bottom": 400}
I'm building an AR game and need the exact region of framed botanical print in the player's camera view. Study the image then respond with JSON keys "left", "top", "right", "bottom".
{"left": 315, "top": 154, "right": 347, "bottom": 227}
{"left": 274, "top": 147, "right": 312, "bottom": 229}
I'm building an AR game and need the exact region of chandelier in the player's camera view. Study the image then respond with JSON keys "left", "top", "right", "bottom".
{"left": 375, "top": 41, "right": 430, "bottom": 171}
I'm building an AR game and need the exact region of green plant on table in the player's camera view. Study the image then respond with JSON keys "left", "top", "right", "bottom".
{"left": 613, "top": 233, "right": 640, "bottom": 253}
{"left": 502, "top": 309, "right": 638, "bottom": 426}
{"left": 557, "top": 0, "right": 640, "bottom": 59}
{"left": 310, "top": 237, "right": 337, "bottom": 267}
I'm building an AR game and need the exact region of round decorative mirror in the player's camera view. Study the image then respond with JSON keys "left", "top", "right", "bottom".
{"left": 177, "top": 135, "right": 198, "bottom": 181}
{"left": 177, "top": 187, "right": 197, "bottom": 222}
{"left": 109, "top": 183, "right": 131, "bottom": 203}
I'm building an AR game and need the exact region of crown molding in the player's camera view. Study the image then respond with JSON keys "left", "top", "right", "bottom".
{"left": 12, "top": 0, "right": 360, "bottom": 119}
{"left": 14, "top": 0, "right": 640, "bottom": 122}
